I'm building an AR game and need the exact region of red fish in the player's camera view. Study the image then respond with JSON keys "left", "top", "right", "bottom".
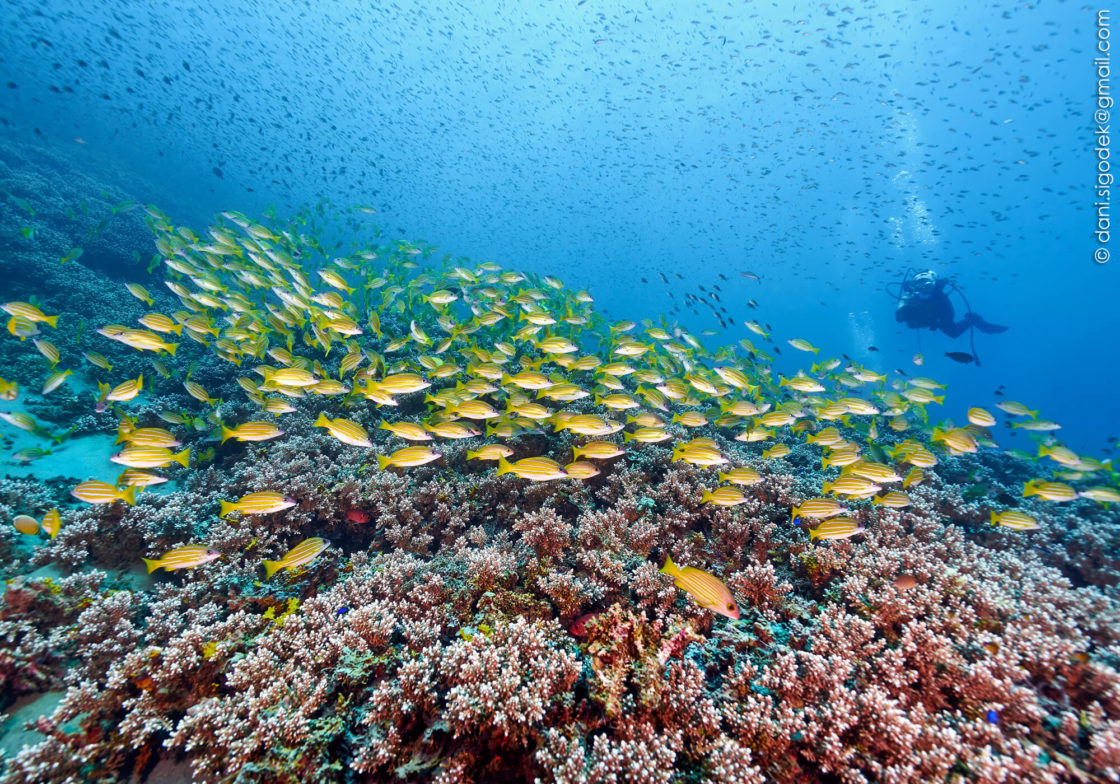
{"left": 346, "top": 510, "right": 371, "bottom": 524}
{"left": 569, "top": 611, "right": 601, "bottom": 638}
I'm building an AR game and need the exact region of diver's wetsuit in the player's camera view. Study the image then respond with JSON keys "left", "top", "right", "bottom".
{"left": 895, "top": 279, "right": 1006, "bottom": 338}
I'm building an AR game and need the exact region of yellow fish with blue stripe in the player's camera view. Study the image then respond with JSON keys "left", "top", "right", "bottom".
{"left": 1, "top": 301, "right": 58, "bottom": 327}
{"left": 377, "top": 446, "right": 442, "bottom": 470}
{"left": 220, "top": 491, "right": 298, "bottom": 517}
{"left": 660, "top": 554, "right": 739, "bottom": 619}
{"left": 496, "top": 456, "right": 568, "bottom": 481}
{"left": 144, "top": 545, "right": 221, "bottom": 573}
{"left": 314, "top": 413, "right": 373, "bottom": 447}
{"left": 262, "top": 537, "right": 330, "bottom": 578}
{"left": 221, "top": 421, "right": 284, "bottom": 443}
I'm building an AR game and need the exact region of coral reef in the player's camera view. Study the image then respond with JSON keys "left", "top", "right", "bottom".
{"left": 0, "top": 446, "right": 1117, "bottom": 783}
{"left": 0, "top": 150, "right": 1117, "bottom": 784}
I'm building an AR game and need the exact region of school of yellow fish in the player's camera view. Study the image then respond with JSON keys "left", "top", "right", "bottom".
{"left": 2, "top": 204, "right": 1118, "bottom": 617}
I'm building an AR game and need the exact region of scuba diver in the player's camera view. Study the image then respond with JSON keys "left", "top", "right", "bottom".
{"left": 891, "top": 270, "right": 1007, "bottom": 338}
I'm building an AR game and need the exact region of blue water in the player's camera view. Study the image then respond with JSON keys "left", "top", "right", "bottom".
{"left": 0, "top": 0, "right": 1112, "bottom": 454}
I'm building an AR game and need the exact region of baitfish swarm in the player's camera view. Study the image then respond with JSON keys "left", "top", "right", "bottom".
{"left": 4, "top": 204, "right": 1118, "bottom": 584}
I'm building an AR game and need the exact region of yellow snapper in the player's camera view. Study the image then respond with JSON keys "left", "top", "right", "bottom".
{"left": 792, "top": 498, "right": 848, "bottom": 521}
{"left": 106, "top": 375, "right": 144, "bottom": 402}
{"left": 379, "top": 420, "right": 432, "bottom": 441}
{"left": 871, "top": 491, "right": 912, "bottom": 508}
{"left": 1, "top": 301, "right": 58, "bottom": 327}
{"left": 220, "top": 492, "right": 298, "bottom": 517}
{"left": 221, "top": 421, "right": 284, "bottom": 443}
{"left": 660, "top": 554, "right": 739, "bottom": 620}
{"left": 563, "top": 460, "right": 600, "bottom": 479}
{"left": 263, "top": 538, "right": 330, "bottom": 579}
{"left": 809, "top": 517, "right": 865, "bottom": 541}
{"left": 496, "top": 456, "right": 568, "bottom": 481}
{"left": 144, "top": 545, "right": 221, "bottom": 573}
{"left": 466, "top": 444, "right": 516, "bottom": 461}
{"left": 1022, "top": 480, "right": 1076, "bottom": 502}
{"left": 990, "top": 509, "right": 1040, "bottom": 530}
{"left": 110, "top": 446, "right": 190, "bottom": 469}
{"left": 71, "top": 480, "right": 138, "bottom": 505}
{"left": 701, "top": 486, "right": 749, "bottom": 507}
{"left": 572, "top": 442, "right": 625, "bottom": 460}
{"left": 40, "top": 508, "right": 61, "bottom": 538}
{"left": 376, "top": 446, "right": 442, "bottom": 470}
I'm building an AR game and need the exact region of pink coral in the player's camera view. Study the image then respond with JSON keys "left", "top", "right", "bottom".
{"left": 439, "top": 617, "right": 580, "bottom": 743}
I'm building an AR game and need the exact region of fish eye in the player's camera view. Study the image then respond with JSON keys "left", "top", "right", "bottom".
{"left": 727, "top": 603, "right": 736, "bottom": 611}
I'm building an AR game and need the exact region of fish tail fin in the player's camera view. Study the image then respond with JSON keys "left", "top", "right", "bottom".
{"left": 44, "top": 314, "right": 59, "bottom": 328}
{"left": 119, "top": 486, "right": 138, "bottom": 506}
{"left": 659, "top": 553, "right": 678, "bottom": 576}
{"left": 313, "top": 412, "right": 331, "bottom": 427}
{"left": 990, "top": 511, "right": 999, "bottom": 526}
{"left": 701, "top": 489, "right": 712, "bottom": 504}
{"left": 220, "top": 500, "right": 236, "bottom": 518}
{"left": 142, "top": 557, "right": 162, "bottom": 573}
{"left": 623, "top": 432, "right": 634, "bottom": 443}
{"left": 170, "top": 323, "right": 183, "bottom": 335}
{"left": 376, "top": 455, "right": 392, "bottom": 471}
{"left": 164, "top": 342, "right": 178, "bottom": 356}
{"left": 809, "top": 527, "right": 820, "bottom": 541}
{"left": 497, "top": 457, "right": 512, "bottom": 476}
{"left": 262, "top": 560, "right": 283, "bottom": 579}
{"left": 220, "top": 426, "right": 234, "bottom": 444}
{"left": 174, "top": 448, "right": 190, "bottom": 468}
